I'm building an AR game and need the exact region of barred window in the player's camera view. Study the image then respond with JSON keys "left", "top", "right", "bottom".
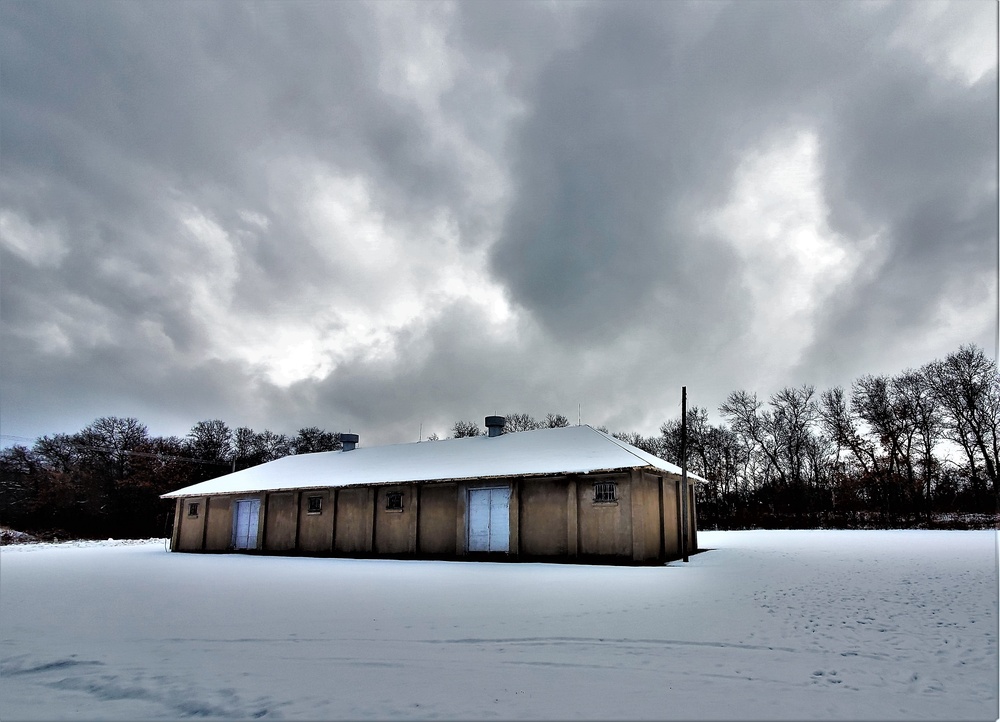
{"left": 307, "top": 495, "right": 323, "bottom": 514}
{"left": 386, "top": 492, "right": 403, "bottom": 511}
{"left": 593, "top": 482, "right": 617, "bottom": 503}
{"left": 187, "top": 502, "right": 200, "bottom": 517}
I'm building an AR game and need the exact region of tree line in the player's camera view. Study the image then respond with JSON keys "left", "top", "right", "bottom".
{"left": 1, "top": 343, "right": 996, "bottom": 539}
{"left": 0, "top": 421, "right": 344, "bottom": 539}
{"left": 612, "top": 344, "right": 998, "bottom": 529}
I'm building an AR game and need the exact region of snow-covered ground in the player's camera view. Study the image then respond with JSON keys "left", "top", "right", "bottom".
{"left": 1, "top": 531, "right": 996, "bottom": 721}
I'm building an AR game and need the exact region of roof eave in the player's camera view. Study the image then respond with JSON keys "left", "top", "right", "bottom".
{"left": 158, "top": 463, "right": 706, "bottom": 499}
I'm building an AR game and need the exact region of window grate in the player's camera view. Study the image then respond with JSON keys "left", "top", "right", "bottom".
{"left": 593, "top": 482, "right": 617, "bottom": 503}
{"left": 187, "top": 502, "right": 200, "bottom": 517}
{"left": 307, "top": 496, "right": 322, "bottom": 514}
{"left": 386, "top": 492, "right": 403, "bottom": 511}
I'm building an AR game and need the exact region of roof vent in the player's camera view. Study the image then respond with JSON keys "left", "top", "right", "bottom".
{"left": 341, "top": 433, "right": 359, "bottom": 451}
{"left": 485, "top": 416, "right": 505, "bottom": 437}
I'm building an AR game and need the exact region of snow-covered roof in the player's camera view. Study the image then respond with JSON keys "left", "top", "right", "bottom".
{"left": 162, "top": 425, "right": 706, "bottom": 499}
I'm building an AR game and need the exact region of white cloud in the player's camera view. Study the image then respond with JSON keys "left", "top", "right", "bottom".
{"left": 704, "top": 129, "right": 885, "bottom": 388}
{"left": 160, "top": 169, "right": 519, "bottom": 390}
{"left": 0, "top": 211, "right": 69, "bottom": 267}
{"left": 888, "top": 0, "right": 998, "bottom": 86}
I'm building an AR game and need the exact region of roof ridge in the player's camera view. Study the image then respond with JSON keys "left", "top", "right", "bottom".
{"left": 588, "top": 425, "right": 663, "bottom": 466}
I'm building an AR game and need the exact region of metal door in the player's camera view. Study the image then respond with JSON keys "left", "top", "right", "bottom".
{"left": 467, "top": 487, "right": 510, "bottom": 552}
{"left": 232, "top": 498, "right": 260, "bottom": 549}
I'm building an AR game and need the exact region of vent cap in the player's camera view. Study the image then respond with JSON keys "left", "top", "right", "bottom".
{"left": 484, "top": 416, "right": 506, "bottom": 437}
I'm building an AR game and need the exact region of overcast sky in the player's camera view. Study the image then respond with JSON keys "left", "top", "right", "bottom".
{"left": 2, "top": 0, "right": 997, "bottom": 449}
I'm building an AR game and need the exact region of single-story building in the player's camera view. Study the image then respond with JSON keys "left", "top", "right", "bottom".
{"left": 162, "top": 418, "right": 703, "bottom": 564}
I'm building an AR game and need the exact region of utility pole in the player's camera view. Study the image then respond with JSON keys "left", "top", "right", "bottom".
{"left": 681, "top": 386, "right": 689, "bottom": 563}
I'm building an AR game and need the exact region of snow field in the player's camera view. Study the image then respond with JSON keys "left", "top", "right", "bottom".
{"left": 0, "top": 530, "right": 996, "bottom": 720}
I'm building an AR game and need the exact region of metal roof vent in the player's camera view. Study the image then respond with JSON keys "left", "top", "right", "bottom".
{"left": 341, "top": 433, "right": 359, "bottom": 451}
{"left": 485, "top": 416, "right": 505, "bottom": 438}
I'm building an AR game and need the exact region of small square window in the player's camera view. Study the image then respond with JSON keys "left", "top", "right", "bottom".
{"left": 187, "top": 502, "right": 200, "bottom": 517}
{"left": 593, "top": 482, "right": 617, "bottom": 503}
{"left": 386, "top": 492, "right": 403, "bottom": 511}
{"left": 307, "top": 495, "right": 323, "bottom": 514}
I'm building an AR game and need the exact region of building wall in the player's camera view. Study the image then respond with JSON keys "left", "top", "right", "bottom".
{"left": 334, "top": 487, "right": 373, "bottom": 553}
{"left": 417, "top": 483, "right": 457, "bottom": 555}
{"left": 518, "top": 477, "right": 569, "bottom": 557}
{"left": 204, "top": 495, "right": 233, "bottom": 550}
{"left": 576, "top": 473, "right": 632, "bottom": 558}
{"left": 264, "top": 492, "right": 298, "bottom": 552}
{"left": 170, "top": 468, "right": 699, "bottom": 563}
{"left": 630, "top": 471, "right": 662, "bottom": 562}
{"left": 687, "top": 483, "right": 698, "bottom": 552}
{"left": 661, "top": 476, "right": 680, "bottom": 557}
{"left": 374, "top": 485, "right": 417, "bottom": 555}
{"left": 298, "top": 490, "right": 335, "bottom": 553}
{"left": 175, "top": 496, "right": 206, "bottom": 551}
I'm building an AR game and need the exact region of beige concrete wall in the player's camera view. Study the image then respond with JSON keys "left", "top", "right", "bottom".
{"left": 519, "top": 477, "right": 569, "bottom": 556}
{"left": 418, "top": 483, "right": 457, "bottom": 555}
{"left": 454, "top": 482, "right": 468, "bottom": 554}
{"left": 566, "top": 477, "right": 579, "bottom": 558}
{"left": 630, "top": 471, "right": 662, "bottom": 562}
{"left": 170, "top": 498, "right": 182, "bottom": 551}
{"left": 176, "top": 496, "right": 206, "bottom": 551}
{"left": 374, "top": 485, "right": 417, "bottom": 555}
{"left": 204, "top": 495, "right": 233, "bottom": 550}
{"left": 656, "top": 473, "right": 698, "bottom": 560}
{"left": 688, "top": 484, "right": 698, "bottom": 552}
{"left": 263, "top": 492, "right": 298, "bottom": 552}
{"left": 508, "top": 480, "right": 520, "bottom": 555}
{"left": 661, "top": 475, "right": 680, "bottom": 558}
{"left": 577, "top": 474, "right": 632, "bottom": 557}
{"left": 335, "top": 487, "right": 373, "bottom": 553}
{"left": 298, "top": 490, "right": 335, "bottom": 553}
{"left": 168, "top": 466, "right": 695, "bottom": 562}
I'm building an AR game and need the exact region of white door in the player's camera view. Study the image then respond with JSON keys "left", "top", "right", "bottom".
{"left": 232, "top": 499, "right": 260, "bottom": 549}
{"left": 467, "top": 487, "right": 510, "bottom": 552}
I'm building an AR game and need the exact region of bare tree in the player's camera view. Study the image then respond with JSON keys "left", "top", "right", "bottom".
{"left": 545, "top": 413, "right": 570, "bottom": 428}
{"left": 232, "top": 426, "right": 260, "bottom": 470}
{"left": 76, "top": 416, "right": 150, "bottom": 483}
{"left": 894, "top": 369, "right": 942, "bottom": 515}
{"left": 293, "top": 427, "right": 341, "bottom": 454}
{"left": 502, "top": 412, "right": 543, "bottom": 433}
{"left": 820, "top": 386, "right": 879, "bottom": 476}
{"left": 256, "top": 430, "right": 293, "bottom": 461}
{"left": 721, "top": 386, "right": 822, "bottom": 521}
{"left": 611, "top": 431, "right": 662, "bottom": 456}
{"left": 452, "top": 420, "right": 481, "bottom": 438}
{"left": 720, "top": 390, "right": 787, "bottom": 488}
{"left": 186, "top": 420, "right": 233, "bottom": 463}
{"left": 31, "top": 433, "right": 81, "bottom": 475}
{"left": 924, "top": 344, "right": 999, "bottom": 497}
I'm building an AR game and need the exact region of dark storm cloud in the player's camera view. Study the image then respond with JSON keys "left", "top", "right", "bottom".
{"left": 490, "top": 3, "right": 959, "bottom": 336}
{"left": 480, "top": 0, "right": 994, "bottom": 395}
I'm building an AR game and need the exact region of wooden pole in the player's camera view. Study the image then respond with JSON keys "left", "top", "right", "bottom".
{"left": 681, "top": 386, "right": 689, "bottom": 563}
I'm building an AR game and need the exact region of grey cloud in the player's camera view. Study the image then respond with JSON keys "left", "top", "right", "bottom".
{"left": 486, "top": 1, "right": 856, "bottom": 343}
{"left": 1, "top": 0, "right": 994, "bottom": 447}
{"left": 796, "top": 37, "right": 997, "bottom": 379}
{"left": 486, "top": 0, "right": 995, "bottom": 362}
